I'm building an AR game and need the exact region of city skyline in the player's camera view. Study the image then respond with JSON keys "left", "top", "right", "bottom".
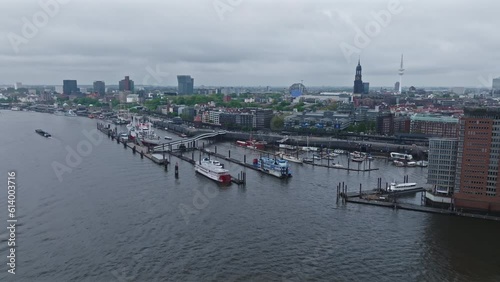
{"left": 1, "top": 0, "right": 500, "bottom": 87}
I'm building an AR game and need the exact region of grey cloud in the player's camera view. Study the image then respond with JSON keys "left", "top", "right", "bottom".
{"left": 0, "top": 0, "right": 499, "bottom": 87}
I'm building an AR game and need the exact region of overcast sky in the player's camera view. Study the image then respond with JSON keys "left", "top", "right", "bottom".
{"left": 1, "top": 0, "right": 499, "bottom": 88}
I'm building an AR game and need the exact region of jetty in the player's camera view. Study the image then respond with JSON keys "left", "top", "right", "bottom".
{"left": 335, "top": 179, "right": 500, "bottom": 222}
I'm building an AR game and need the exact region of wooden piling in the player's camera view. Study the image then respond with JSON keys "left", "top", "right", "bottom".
{"left": 175, "top": 162, "right": 179, "bottom": 178}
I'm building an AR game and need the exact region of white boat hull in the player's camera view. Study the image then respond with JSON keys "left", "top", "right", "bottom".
{"left": 195, "top": 164, "right": 231, "bottom": 183}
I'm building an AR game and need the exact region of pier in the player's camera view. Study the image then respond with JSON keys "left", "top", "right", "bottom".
{"left": 97, "top": 122, "right": 245, "bottom": 185}
{"left": 97, "top": 123, "right": 169, "bottom": 166}
{"left": 335, "top": 180, "right": 500, "bottom": 222}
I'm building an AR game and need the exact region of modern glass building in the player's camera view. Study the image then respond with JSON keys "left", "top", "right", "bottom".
{"left": 63, "top": 80, "right": 78, "bottom": 95}
{"left": 177, "top": 75, "right": 194, "bottom": 95}
{"left": 428, "top": 138, "right": 458, "bottom": 195}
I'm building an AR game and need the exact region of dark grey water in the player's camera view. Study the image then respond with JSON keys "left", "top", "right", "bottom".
{"left": 1, "top": 111, "right": 499, "bottom": 282}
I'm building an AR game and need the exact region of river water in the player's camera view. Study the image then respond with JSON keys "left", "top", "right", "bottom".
{"left": 0, "top": 111, "right": 499, "bottom": 281}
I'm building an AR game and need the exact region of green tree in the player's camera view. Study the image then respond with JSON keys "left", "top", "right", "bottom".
{"left": 270, "top": 115, "right": 285, "bottom": 131}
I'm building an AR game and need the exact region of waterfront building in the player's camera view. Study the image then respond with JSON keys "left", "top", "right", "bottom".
{"left": 454, "top": 107, "right": 500, "bottom": 212}
{"left": 425, "top": 138, "right": 458, "bottom": 208}
{"left": 410, "top": 113, "right": 458, "bottom": 138}
{"left": 177, "top": 75, "right": 194, "bottom": 95}
{"left": 63, "top": 80, "right": 79, "bottom": 95}
{"left": 119, "top": 76, "right": 134, "bottom": 92}
{"left": 253, "top": 109, "right": 273, "bottom": 129}
{"left": 93, "top": 81, "right": 106, "bottom": 96}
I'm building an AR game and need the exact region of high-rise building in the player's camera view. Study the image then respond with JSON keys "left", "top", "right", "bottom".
{"left": 14, "top": 82, "right": 22, "bottom": 90}
{"left": 492, "top": 77, "right": 500, "bottom": 96}
{"left": 454, "top": 107, "right": 500, "bottom": 212}
{"left": 353, "top": 59, "right": 364, "bottom": 96}
{"left": 177, "top": 75, "right": 194, "bottom": 95}
{"left": 394, "top": 81, "right": 400, "bottom": 92}
{"left": 363, "top": 82, "right": 369, "bottom": 94}
{"left": 63, "top": 80, "right": 78, "bottom": 95}
{"left": 119, "top": 76, "right": 134, "bottom": 92}
{"left": 93, "top": 81, "right": 106, "bottom": 96}
{"left": 428, "top": 138, "right": 458, "bottom": 195}
{"left": 253, "top": 109, "right": 274, "bottom": 129}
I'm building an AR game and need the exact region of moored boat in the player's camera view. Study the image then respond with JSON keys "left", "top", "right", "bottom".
{"left": 279, "top": 153, "right": 303, "bottom": 164}
{"left": 35, "top": 129, "right": 51, "bottom": 138}
{"left": 195, "top": 158, "right": 232, "bottom": 184}
{"left": 387, "top": 182, "right": 418, "bottom": 192}
{"left": 253, "top": 157, "right": 292, "bottom": 178}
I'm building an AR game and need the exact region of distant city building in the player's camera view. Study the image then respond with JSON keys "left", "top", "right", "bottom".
{"left": 410, "top": 113, "right": 458, "bottom": 137}
{"left": 363, "top": 82, "right": 369, "bottom": 94}
{"left": 119, "top": 76, "right": 134, "bottom": 92}
{"left": 450, "top": 87, "right": 465, "bottom": 95}
{"left": 93, "top": 81, "right": 106, "bottom": 96}
{"left": 14, "top": 82, "right": 22, "bottom": 90}
{"left": 492, "top": 77, "right": 500, "bottom": 96}
{"left": 394, "top": 81, "right": 400, "bottom": 92}
{"left": 63, "top": 80, "right": 79, "bottom": 95}
{"left": 126, "top": 94, "right": 139, "bottom": 103}
{"left": 353, "top": 59, "right": 364, "bottom": 96}
{"left": 55, "top": 86, "right": 63, "bottom": 94}
{"left": 454, "top": 107, "right": 500, "bottom": 212}
{"left": 289, "top": 83, "right": 307, "bottom": 98}
{"left": 177, "top": 75, "right": 194, "bottom": 95}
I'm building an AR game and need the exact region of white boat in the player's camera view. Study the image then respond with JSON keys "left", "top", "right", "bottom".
{"left": 331, "top": 163, "right": 344, "bottom": 168}
{"left": 388, "top": 182, "right": 418, "bottom": 192}
{"left": 195, "top": 158, "right": 232, "bottom": 183}
{"left": 10, "top": 107, "right": 20, "bottom": 111}
{"left": 393, "top": 160, "right": 405, "bottom": 167}
{"left": 406, "top": 161, "right": 417, "bottom": 167}
{"left": 65, "top": 110, "right": 77, "bottom": 117}
{"left": 164, "top": 136, "right": 173, "bottom": 140}
{"left": 279, "top": 153, "right": 303, "bottom": 164}
{"left": 390, "top": 152, "right": 413, "bottom": 161}
{"left": 333, "top": 149, "right": 346, "bottom": 154}
{"left": 416, "top": 160, "right": 428, "bottom": 167}
{"left": 313, "top": 154, "right": 321, "bottom": 160}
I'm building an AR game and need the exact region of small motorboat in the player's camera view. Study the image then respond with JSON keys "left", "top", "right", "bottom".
{"left": 164, "top": 136, "right": 173, "bottom": 140}
{"left": 35, "top": 129, "right": 51, "bottom": 138}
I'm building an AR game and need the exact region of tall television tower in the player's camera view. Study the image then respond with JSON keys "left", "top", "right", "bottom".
{"left": 398, "top": 54, "right": 404, "bottom": 94}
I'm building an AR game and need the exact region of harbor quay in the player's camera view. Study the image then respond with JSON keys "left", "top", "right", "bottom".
{"left": 155, "top": 120, "right": 427, "bottom": 160}
{"left": 98, "top": 120, "right": 500, "bottom": 221}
